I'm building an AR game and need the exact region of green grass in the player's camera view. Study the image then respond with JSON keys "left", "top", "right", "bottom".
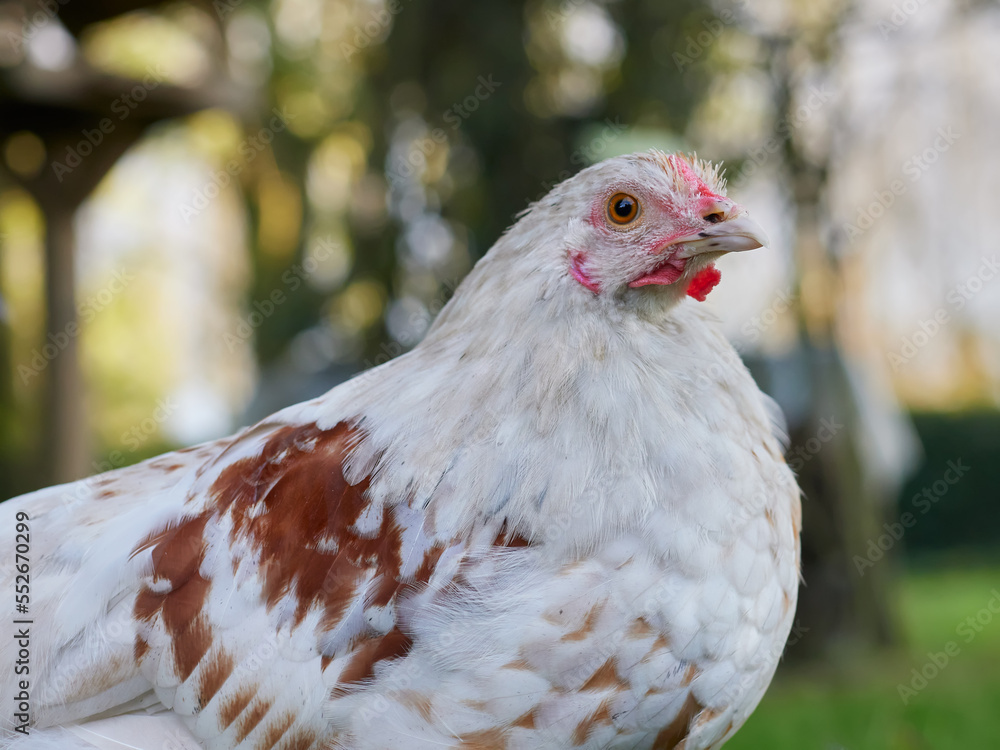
{"left": 727, "top": 567, "right": 1000, "bottom": 749}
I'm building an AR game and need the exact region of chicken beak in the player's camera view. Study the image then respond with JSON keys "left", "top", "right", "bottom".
{"left": 674, "top": 213, "right": 770, "bottom": 258}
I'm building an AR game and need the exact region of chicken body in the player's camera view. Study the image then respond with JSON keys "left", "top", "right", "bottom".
{"left": 0, "top": 151, "right": 800, "bottom": 750}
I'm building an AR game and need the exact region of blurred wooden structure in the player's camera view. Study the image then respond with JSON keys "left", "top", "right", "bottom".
{"left": 0, "top": 0, "right": 250, "bottom": 484}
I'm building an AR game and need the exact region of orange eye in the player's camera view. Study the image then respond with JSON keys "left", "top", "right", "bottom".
{"left": 607, "top": 193, "right": 639, "bottom": 225}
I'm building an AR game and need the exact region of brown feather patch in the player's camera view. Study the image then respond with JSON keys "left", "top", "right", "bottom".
{"left": 651, "top": 693, "right": 703, "bottom": 749}
{"left": 337, "top": 626, "right": 413, "bottom": 686}
{"left": 413, "top": 543, "right": 446, "bottom": 584}
{"left": 398, "top": 690, "right": 435, "bottom": 722}
{"left": 255, "top": 710, "right": 295, "bottom": 750}
{"left": 234, "top": 697, "right": 274, "bottom": 744}
{"left": 502, "top": 659, "right": 534, "bottom": 671}
{"left": 562, "top": 601, "right": 604, "bottom": 641}
{"left": 511, "top": 709, "right": 537, "bottom": 729}
{"left": 209, "top": 422, "right": 405, "bottom": 630}
{"left": 458, "top": 727, "right": 509, "bottom": 749}
{"left": 681, "top": 663, "right": 698, "bottom": 687}
{"left": 282, "top": 729, "right": 318, "bottom": 750}
{"left": 132, "top": 512, "right": 214, "bottom": 680}
{"left": 171, "top": 614, "right": 213, "bottom": 682}
{"left": 219, "top": 684, "right": 256, "bottom": 730}
{"left": 627, "top": 618, "right": 655, "bottom": 639}
{"left": 573, "top": 700, "right": 613, "bottom": 745}
{"left": 198, "top": 647, "right": 236, "bottom": 708}
{"left": 580, "top": 658, "right": 621, "bottom": 691}
{"left": 131, "top": 422, "right": 448, "bottom": 733}
{"left": 492, "top": 520, "right": 532, "bottom": 548}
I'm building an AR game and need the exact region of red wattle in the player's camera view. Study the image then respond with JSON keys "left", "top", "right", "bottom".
{"left": 686, "top": 265, "right": 721, "bottom": 301}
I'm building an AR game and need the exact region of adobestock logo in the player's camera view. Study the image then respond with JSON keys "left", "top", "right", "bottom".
{"left": 91, "top": 397, "right": 181, "bottom": 473}
{"left": 843, "top": 126, "right": 959, "bottom": 242}
{"left": 670, "top": 0, "right": 749, "bottom": 71}
{"left": 854, "top": 459, "right": 970, "bottom": 576}
{"left": 887, "top": 254, "right": 999, "bottom": 372}
{"left": 727, "top": 85, "right": 835, "bottom": 191}
{"left": 223, "top": 237, "right": 341, "bottom": 352}
{"left": 740, "top": 288, "right": 795, "bottom": 344}
{"left": 897, "top": 588, "right": 1000, "bottom": 704}
{"left": 18, "top": 268, "right": 134, "bottom": 384}
{"left": 386, "top": 75, "right": 501, "bottom": 189}
{"left": 878, "top": 0, "right": 933, "bottom": 39}
{"left": 786, "top": 417, "right": 843, "bottom": 472}
{"left": 339, "top": 0, "right": 413, "bottom": 61}
{"left": 178, "top": 107, "right": 297, "bottom": 223}
{"left": 50, "top": 66, "right": 169, "bottom": 183}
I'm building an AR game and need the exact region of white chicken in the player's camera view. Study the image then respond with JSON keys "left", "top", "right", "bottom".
{"left": 1, "top": 150, "right": 800, "bottom": 750}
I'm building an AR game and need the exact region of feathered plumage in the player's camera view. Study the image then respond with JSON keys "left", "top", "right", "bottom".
{"left": 0, "top": 150, "right": 800, "bottom": 750}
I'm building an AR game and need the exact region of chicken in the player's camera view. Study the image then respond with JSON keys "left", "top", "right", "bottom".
{"left": 0, "top": 150, "right": 800, "bottom": 750}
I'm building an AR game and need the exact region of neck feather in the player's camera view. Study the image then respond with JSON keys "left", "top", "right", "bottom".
{"left": 310, "top": 255, "right": 775, "bottom": 553}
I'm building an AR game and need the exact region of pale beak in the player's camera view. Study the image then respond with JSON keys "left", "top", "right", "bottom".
{"left": 673, "top": 212, "right": 770, "bottom": 258}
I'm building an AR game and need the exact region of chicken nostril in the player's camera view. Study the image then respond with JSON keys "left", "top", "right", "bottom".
{"left": 703, "top": 212, "right": 725, "bottom": 224}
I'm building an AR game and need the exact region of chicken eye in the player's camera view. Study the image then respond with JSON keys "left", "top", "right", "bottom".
{"left": 607, "top": 193, "right": 639, "bottom": 225}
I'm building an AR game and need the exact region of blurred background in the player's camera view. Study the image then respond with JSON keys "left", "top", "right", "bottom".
{"left": 0, "top": 0, "right": 998, "bottom": 746}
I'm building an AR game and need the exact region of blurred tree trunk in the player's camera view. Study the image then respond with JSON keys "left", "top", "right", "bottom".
{"left": 40, "top": 203, "right": 88, "bottom": 484}
{"left": 788, "top": 349, "right": 901, "bottom": 658}
{"left": 0, "top": 255, "right": 19, "bottom": 493}
{"left": 13, "top": 123, "right": 147, "bottom": 485}
{"left": 764, "top": 14, "right": 905, "bottom": 660}
{"left": 0, "top": 0, "right": 244, "bottom": 491}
